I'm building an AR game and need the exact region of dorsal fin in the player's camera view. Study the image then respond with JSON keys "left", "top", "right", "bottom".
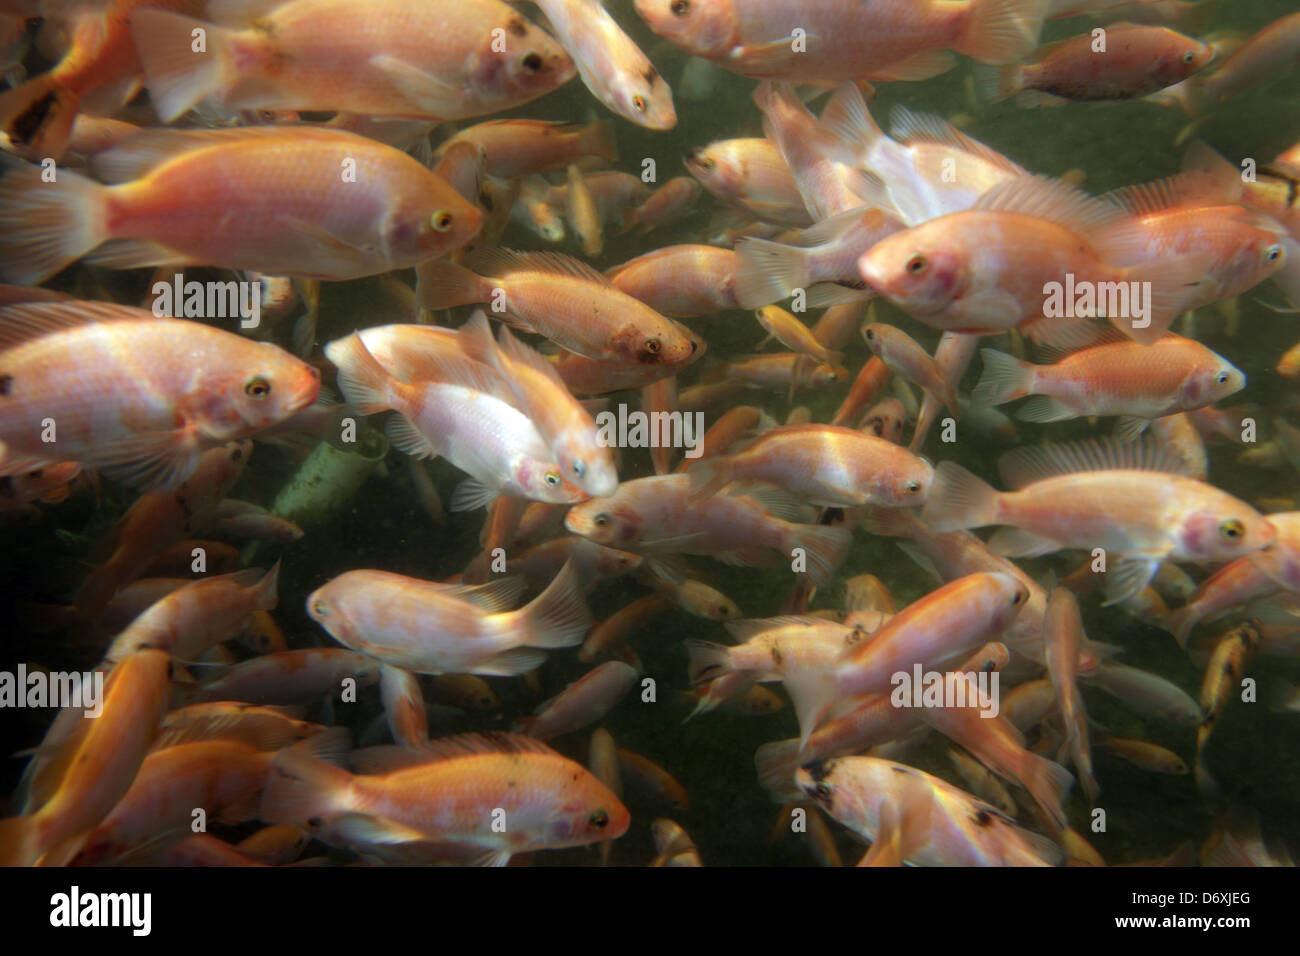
{"left": 0, "top": 300, "right": 153, "bottom": 351}
{"left": 465, "top": 248, "right": 612, "bottom": 286}
{"left": 973, "top": 174, "right": 1123, "bottom": 239}
{"left": 888, "top": 105, "right": 1025, "bottom": 176}
{"left": 998, "top": 437, "right": 1194, "bottom": 490}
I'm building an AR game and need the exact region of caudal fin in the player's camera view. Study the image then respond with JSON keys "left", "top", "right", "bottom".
{"left": 786, "top": 524, "right": 852, "bottom": 586}
{"left": 132, "top": 9, "right": 233, "bottom": 123}
{"left": 415, "top": 259, "right": 492, "bottom": 310}
{"left": 961, "top": 0, "right": 1046, "bottom": 65}
{"left": 0, "top": 164, "right": 106, "bottom": 285}
{"left": 1163, "top": 604, "right": 1202, "bottom": 650}
{"left": 733, "top": 238, "right": 809, "bottom": 309}
{"left": 514, "top": 561, "right": 591, "bottom": 649}
{"left": 919, "top": 462, "right": 1001, "bottom": 532}
{"left": 1023, "top": 751, "right": 1074, "bottom": 833}
{"left": 684, "top": 639, "right": 734, "bottom": 684}
{"left": 754, "top": 738, "right": 803, "bottom": 799}
{"left": 972, "top": 348, "right": 1035, "bottom": 407}
{"left": 260, "top": 747, "right": 354, "bottom": 826}
{"left": 0, "top": 72, "right": 80, "bottom": 160}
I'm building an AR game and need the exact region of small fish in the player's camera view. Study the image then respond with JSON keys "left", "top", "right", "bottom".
{"left": 262, "top": 731, "right": 629, "bottom": 866}
{"left": 981, "top": 23, "right": 1214, "bottom": 104}
{"left": 796, "top": 757, "right": 1061, "bottom": 867}
{"left": 534, "top": 0, "right": 676, "bottom": 129}
{"left": 436, "top": 119, "right": 617, "bottom": 179}
{"left": 0, "top": 302, "right": 316, "bottom": 493}
{"left": 0, "top": 127, "right": 482, "bottom": 284}
{"left": 307, "top": 563, "right": 590, "bottom": 676}
{"left": 513, "top": 661, "right": 639, "bottom": 740}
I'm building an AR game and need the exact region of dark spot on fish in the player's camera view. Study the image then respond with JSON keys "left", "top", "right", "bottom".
{"left": 770, "top": 644, "right": 784, "bottom": 666}
{"left": 480, "top": 191, "right": 495, "bottom": 212}
{"left": 231, "top": 447, "right": 243, "bottom": 461}
{"left": 0, "top": 374, "right": 12, "bottom": 396}
{"left": 0, "top": 477, "right": 13, "bottom": 498}
{"left": 641, "top": 65, "right": 661, "bottom": 86}
{"left": 506, "top": 16, "right": 528, "bottom": 37}
{"left": 307, "top": 816, "right": 324, "bottom": 829}
{"left": 11, "top": 91, "right": 57, "bottom": 145}
{"left": 818, "top": 507, "right": 844, "bottom": 526}
{"left": 972, "top": 809, "right": 995, "bottom": 828}
{"left": 508, "top": 780, "right": 516, "bottom": 788}
{"left": 803, "top": 759, "right": 834, "bottom": 784}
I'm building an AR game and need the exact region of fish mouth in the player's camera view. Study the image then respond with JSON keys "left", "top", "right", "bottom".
{"left": 290, "top": 367, "right": 322, "bottom": 411}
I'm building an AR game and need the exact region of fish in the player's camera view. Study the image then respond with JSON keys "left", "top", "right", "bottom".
{"left": 0, "top": 302, "right": 317, "bottom": 492}
{"left": 796, "top": 757, "right": 1062, "bottom": 866}
{"left": 130, "top": 0, "right": 576, "bottom": 121}
{"left": 635, "top": 0, "right": 1048, "bottom": 82}
{"left": 435, "top": 120, "right": 617, "bottom": 180}
{"left": 564, "top": 473, "right": 852, "bottom": 585}
{"left": 972, "top": 334, "right": 1246, "bottom": 435}
{"left": 980, "top": 22, "right": 1215, "bottom": 104}
{"left": 307, "top": 562, "right": 589, "bottom": 676}
{"left": 922, "top": 437, "right": 1276, "bottom": 604}
{"left": 0, "top": 126, "right": 483, "bottom": 284}
{"left": 533, "top": 0, "right": 676, "bottom": 129}
{"left": 260, "top": 731, "right": 629, "bottom": 865}
{"left": 417, "top": 249, "right": 696, "bottom": 365}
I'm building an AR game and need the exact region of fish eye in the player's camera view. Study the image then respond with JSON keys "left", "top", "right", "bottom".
{"left": 245, "top": 377, "right": 272, "bottom": 399}
{"left": 644, "top": 337, "right": 661, "bottom": 354}
{"left": 521, "top": 51, "right": 544, "bottom": 73}
{"left": 432, "top": 211, "right": 455, "bottom": 232}
{"left": 544, "top": 471, "right": 561, "bottom": 487}
{"left": 593, "top": 513, "right": 610, "bottom": 527}
{"left": 572, "top": 460, "right": 586, "bottom": 478}
{"left": 813, "top": 782, "right": 832, "bottom": 800}
{"left": 670, "top": 0, "right": 690, "bottom": 15}
{"left": 1011, "top": 589, "right": 1025, "bottom": 605}
{"left": 905, "top": 480, "right": 921, "bottom": 493}
{"left": 311, "top": 598, "right": 329, "bottom": 618}
{"left": 1265, "top": 243, "right": 1283, "bottom": 262}
{"left": 1216, "top": 371, "right": 1230, "bottom": 384}
{"left": 632, "top": 95, "right": 647, "bottom": 113}
{"left": 1219, "top": 519, "right": 1245, "bottom": 540}
{"left": 1182, "top": 50, "right": 1196, "bottom": 64}
{"left": 906, "top": 254, "right": 928, "bottom": 275}
{"left": 863, "top": 327, "right": 875, "bottom": 340}
{"left": 589, "top": 809, "right": 610, "bottom": 828}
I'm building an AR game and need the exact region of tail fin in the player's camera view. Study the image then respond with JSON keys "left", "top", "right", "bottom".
{"left": 0, "top": 71, "right": 80, "bottom": 160}
{"left": 0, "top": 163, "right": 106, "bottom": 285}
{"left": 786, "top": 524, "right": 852, "bottom": 586}
{"left": 580, "top": 119, "right": 618, "bottom": 164}
{"left": 781, "top": 664, "right": 839, "bottom": 753}
{"left": 1023, "top": 752, "right": 1074, "bottom": 832}
{"left": 259, "top": 747, "right": 354, "bottom": 826}
{"left": 415, "top": 259, "right": 491, "bottom": 310}
{"left": 972, "top": 348, "right": 1036, "bottom": 406}
{"left": 253, "top": 560, "right": 281, "bottom": 612}
{"left": 733, "top": 238, "right": 809, "bottom": 309}
{"left": 754, "top": 738, "right": 802, "bottom": 799}
{"left": 973, "top": 62, "right": 1024, "bottom": 104}
{"left": 324, "top": 333, "right": 397, "bottom": 416}
{"left": 1163, "top": 604, "right": 1201, "bottom": 650}
{"left": 131, "top": 9, "right": 233, "bottom": 123}
{"left": 683, "top": 455, "right": 735, "bottom": 502}
{"left": 684, "top": 639, "right": 734, "bottom": 684}
{"left": 512, "top": 561, "right": 591, "bottom": 649}
{"left": 919, "top": 462, "right": 1001, "bottom": 532}
{"left": 960, "top": 0, "right": 1047, "bottom": 65}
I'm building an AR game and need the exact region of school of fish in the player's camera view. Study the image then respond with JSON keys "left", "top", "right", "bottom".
{"left": 0, "top": 0, "right": 1297, "bottom": 867}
